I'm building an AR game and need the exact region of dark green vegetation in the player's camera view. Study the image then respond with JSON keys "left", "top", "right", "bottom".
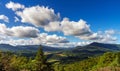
{"left": 54, "top": 52, "right": 120, "bottom": 71}
{"left": 0, "top": 42, "right": 120, "bottom": 71}
{"left": 1, "top": 42, "right": 120, "bottom": 63}
{"left": 0, "top": 45, "right": 54, "bottom": 71}
{"left": 46, "top": 42, "right": 120, "bottom": 64}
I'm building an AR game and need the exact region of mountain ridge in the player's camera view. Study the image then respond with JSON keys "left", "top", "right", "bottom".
{"left": 0, "top": 42, "right": 120, "bottom": 52}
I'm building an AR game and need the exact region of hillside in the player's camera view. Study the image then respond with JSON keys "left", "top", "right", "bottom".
{"left": 0, "top": 42, "right": 120, "bottom": 63}
{"left": 95, "top": 67, "right": 120, "bottom": 71}
{"left": 49, "top": 42, "right": 120, "bottom": 63}
{"left": 0, "top": 43, "right": 120, "bottom": 71}
{"left": 54, "top": 52, "right": 120, "bottom": 71}
{"left": 0, "top": 44, "right": 64, "bottom": 52}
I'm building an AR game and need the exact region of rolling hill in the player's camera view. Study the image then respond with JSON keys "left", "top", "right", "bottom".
{"left": 0, "top": 42, "right": 120, "bottom": 71}
{"left": 0, "top": 44, "right": 64, "bottom": 52}
{"left": 0, "top": 42, "right": 120, "bottom": 62}
{"left": 54, "top": 52, "right": 120, "bottom": 71}
{"left": 52, "top": 42, "right": 120, "bottom": 63}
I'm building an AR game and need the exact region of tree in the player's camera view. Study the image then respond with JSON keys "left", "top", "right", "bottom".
{"left": 35, "top": 45, "right": 54, "bottom": 71}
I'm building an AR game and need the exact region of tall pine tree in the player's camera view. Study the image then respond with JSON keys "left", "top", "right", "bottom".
{"left": 35, "top": 45, "right": 54, "bottom": 71}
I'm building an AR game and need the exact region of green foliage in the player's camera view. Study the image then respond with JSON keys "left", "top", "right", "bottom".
{"left": 34, "top": 45, "right": 54, "bottom": 71}
{"left": 96, "top": 52, "right": 116, "bottom": 67}
{"left": 53, "top": 52, "right": 120, "bottom": 71}
{"left": 1, "top": 46, "right": 120, "bottom": 71}
{"left": 0, "top": 45, "right": 54, "bottom": 71}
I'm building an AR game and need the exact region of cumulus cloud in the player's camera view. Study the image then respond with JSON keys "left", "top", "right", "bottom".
{"left": 44, "top": 21, "right": 61, "bottom": 32}
{"left": 42, "top": 41, "right": 91, "bottom": 48}
{"left": 78, "top": 33, "right": 100, "bottom": 40}
{"left": 61, "top": 18, "right": 92, "bottom": 36}
{"left": 6, "top": 1, "right": 25, "bottom": 11}
{"left": 0, "top": 37, "right": 33, "bottom": 45}
{"left": 6, "top": 2, "right": 61, "bottom": 31}
{"left": 105, "top": 30, "right": 115, "bottom": 35}
{"left": 77, "top": 30, "right": 117, "bottom": 43}
{"left": 0, "top": 15, "right": 9, "bottom": 23}
{"left": 0, "top": 33, "right": 69, "bottom": 46}
{"left": 0, "top": 23, "right": 39, "bottom": 38}
{"left": 5, "top": 1, "right": 118, "bottom": 45}
{"left": 60, "top": 18, "right": 117, "bottom": 43}
{"left": 4, "top": 39, "right": 34, "bottom": 45}
{"left": 97, "top": 31, "right": 117, "bottom": 43}
{"left": 46, "top": 34, "right": 68, "bottom": 43}
{"left": 32, "top": 33, "right": 69, "bottom": 44}
{"left": 0, "top": 34, "right": 7, "bottom": 40}
{"left": 15, "top": 6, "right": 60, "bottom": 27}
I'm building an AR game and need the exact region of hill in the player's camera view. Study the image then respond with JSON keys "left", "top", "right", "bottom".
{"left": 0, "top": 43, "right": 120, "bottom": 71}
{"left": 0, "top": 42, "right": 120, "bottom": 62}
{"left": 0, "top": 44, "right": 64, "bottom": 52}
{"left": 52, "top": 42, "right": 120, "bottom": 63}
{"left": 54, "top": 52, "right": 120, "bottom": 71}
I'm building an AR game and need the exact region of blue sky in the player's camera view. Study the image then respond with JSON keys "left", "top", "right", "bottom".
{"left": 0, "top": 0, "right": 120, "bottom": 47}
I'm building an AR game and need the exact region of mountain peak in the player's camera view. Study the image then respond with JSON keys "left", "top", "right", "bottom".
{"left": 88, "top": 42, "right": 101, "bottom": 46}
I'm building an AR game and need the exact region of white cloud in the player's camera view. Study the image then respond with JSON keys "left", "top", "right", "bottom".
{"left": 10, "top": 26, "right": 39, "bottom": 38}
{"left": 0, "top": 33, "right": 69, "bottom": 46}
{"left": 60, "top": 18, "right": 117, "bottom": 43}
{"left": 6, "top": 2, "right": 61, "bottom": 31}
{"left": 46, "top": 34, "right": 68, "bottom": 43}
{"left": 97, "top": 31, "right": 117, "bottom": 43}
{"left": 5, "top": 39, "right": 34, "bottom": 45}
{"left": 0, "top": 34, "right": 7, "bottom": 40}
{"left": 32, "top": 33, "right": 69, "bottom": 44}
{"left": 0, "top": 33, "right": 91, "bottom": 47}
{"left": 61, "top": 18, "right": 92, "bottom": 36}
{"left": 78, "top": 30, "right": 117, "bottom": 43}
{"left": 0, "top": 15, "right": 9, "bottom": 23}
{"left": 5, "top": 1, "right": 118, "bottom": 45}
{"left": 44, "top": 21, "right": 61, "bottom": 32}
{"left": 16, "top": 6, "right": 60, "bottom": 27}
{"left": 105, "top": 30, "right": 115, "bottom": 35}
{"left": 0, "top": 38, "right": 33, "bottom": 45}
{"left": 0, "top": 23, "right": 39, "bottom": 38}
{"left": 6, "top": 1, "right": 25, "bottom": 11}
{"left": 44, "top": 41, "right": 91, "bottom": 48}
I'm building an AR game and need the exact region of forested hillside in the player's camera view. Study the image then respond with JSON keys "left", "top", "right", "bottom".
{"left": 0, "top": 45, "right": 54, "bottom": 71}
{"left": 0, "top": 45, "right": 120, "bottom": 71}
{"left": 54, "top": 52, "right": 120, "bottom": 71}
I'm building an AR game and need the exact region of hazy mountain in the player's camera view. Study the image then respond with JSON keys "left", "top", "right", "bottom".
{"left": 0, "top": 44, "right": 64, "bottom": 52}
{"left": 50, "top": 42, "right": 120, "bottom": 63}
{"left": 0, "top": 42, "right": 119, "bottom": 52}
{"left": 73, "top": 42, "right": 120, "bottom": 53}
{"left": 0, "top": 42, "right": 120, "bottom": 61}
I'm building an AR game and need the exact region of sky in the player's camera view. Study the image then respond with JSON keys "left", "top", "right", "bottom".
{"left": 0, "top": 0, "right": 120, "bottom": 47}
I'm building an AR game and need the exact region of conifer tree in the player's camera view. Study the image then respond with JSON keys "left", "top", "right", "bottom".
{"left": 35, "top": 45, "right": 54, "bottom": 71}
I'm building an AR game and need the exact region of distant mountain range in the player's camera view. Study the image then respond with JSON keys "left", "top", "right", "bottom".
{"left": 0, "top": 42, "right": 120, "bottom": 63}
{"left": 46, "top": 42, "right": 120, "bottom": 63}
{"left": 62, "top": 42, "right": 120, "bottom": 60}
{"left": 73, "top": 42, "right": 120, "bottom": 54}
{"left": 0, "top": 42, "right": 120, "bottom": 52}
{"left": 0, "top": 44, "right": 64, "bottom": 52}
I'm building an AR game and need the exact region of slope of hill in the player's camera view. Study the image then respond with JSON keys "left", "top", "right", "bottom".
{"left": 0, "top": 44, "right": 64, "bottom": 52}
{"left": 53, "top": 42, "right": 120, "bottom": 63}
{"left": 95, "top": 67, "right": 120, "bottom": 71}
{"left": 0, "top": 44, "right": 66, "bottom": 58}
{"left": 0, "top": 42, "right": 120, "bottom": 62}
{"left": 0, "top": 42, "right": 120, "bottom": 71}
{"left": 1, "top": 43, "right": 120, "bottom": 71}
{"left": 0, "top": 42, "right": 119, "bottom": 52}
{"left": 54, "top": 52, "right": 120, "bottom": 71}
